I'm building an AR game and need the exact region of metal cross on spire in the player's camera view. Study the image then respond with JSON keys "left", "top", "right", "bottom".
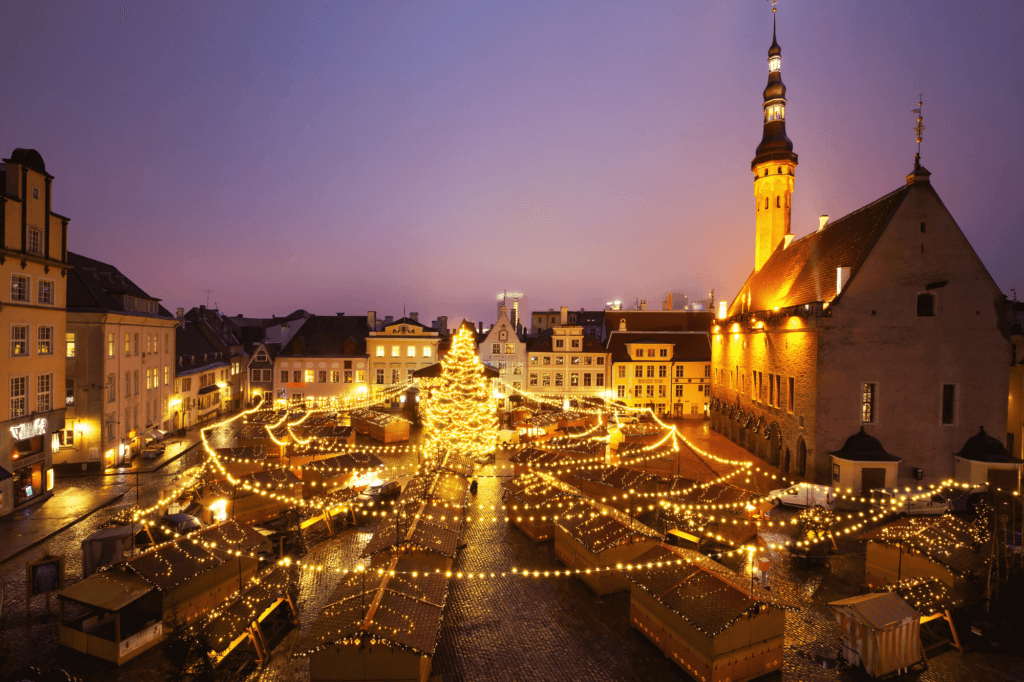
{"left": 913, "top": 96, "right": 925, "bottom": 169}
{"left": 768, "top": 0, "right": 777, "bottom": 12}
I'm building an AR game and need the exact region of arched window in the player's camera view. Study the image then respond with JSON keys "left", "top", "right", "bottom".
{"left": 765, "top": 197, "right": 769, "bottom": 210}
{"left": 796, "top": 438, "right": 807, "bottom": 475}
{"left": 776, "top": 196, "right": 781, "bottom": 208}
{"left": 917, "top": 293, "right": 935, "bottom": 317}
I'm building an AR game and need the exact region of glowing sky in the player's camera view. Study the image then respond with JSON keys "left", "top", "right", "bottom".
{"left": 4, "top": 1, "right": 1021, "bottom": 326}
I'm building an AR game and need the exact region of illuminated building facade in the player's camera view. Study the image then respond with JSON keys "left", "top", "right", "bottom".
{"left": 709, "top": 21, "right": 1012, "bottom": 491}
{"left": 366, "top": 315, "right": 440, "bottom": 397}
{"left": 172, "top": 311, "right": 231, "bottom": 428}
{"left": 0, "top": 149, "right": 68, "bottom": 511}
{"left": 273, "top": 313, "right": 371, "bottom": 403}
{"left": 496, "top": 292, "right": 527, "bottom": 334}
{"left": 526, "top": 307, "right": 608, "bottom": 400}
{"left": 65, "top": 252, "right": 178, "bottom": 471}
{"left": 480, "top": 305, "right": 526, "bottom": 410}
{"left": 606, "top": 331, "right": 710, "bottom": 417}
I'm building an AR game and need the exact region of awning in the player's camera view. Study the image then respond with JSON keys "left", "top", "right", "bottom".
{"left": 143, "top": 428, "right": 168, "bottom": 441}
{"left": 0, "top": 466, "right": 11, "bottom": 481}
{"left": 197, "top": 384, "right": 220, "bottom": 395}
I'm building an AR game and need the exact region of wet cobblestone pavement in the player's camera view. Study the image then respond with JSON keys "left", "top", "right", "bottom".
{"left": 1, "top": 418, "right": 1022, "bottom": 681}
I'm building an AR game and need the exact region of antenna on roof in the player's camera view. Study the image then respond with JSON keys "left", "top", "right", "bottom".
{"left": 912, "top": 95, "right": 925, "bottom": 169}
{"left": 202, "top": 289, "right": 213, "bottom": 307}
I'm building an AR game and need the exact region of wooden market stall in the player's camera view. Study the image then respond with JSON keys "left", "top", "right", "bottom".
{"left": 828, "top": 592, "right": 925, "bottom": 677}
{"left": 560, "top": 465, "right": 659, "bottom": 517}
{"left": 235, "top": 423, "right": 290, "bottom": 448}
{"left": 296, "top": 556, "right": 449, "bottom": 682}
{"left": 661, "top": 481, "right": 763, "bottom": 547}
{"left": 626, "top": 544, "right": 793, "bottom": 682}
{"left": 348, "top": 408, "right": 410, "bottom": 443}
{"left": 863, "top": 515, "right": 987, "bottom": 596}
{"left": 608, "top": 422, "right": 666, "bottom": 449}
{"left": 198, "top": 469, "right": 303, "bottom": 525}
{"left": 58, "top": 520, "right": 269, "bottom": 665}
{"left": 359, "top": 498, "right": 465, "bottom": 573}
{"left": 509, "top": 447, "right": 573, "bottom": 476}
{"left": 554, "top": 501, "right": 662, "bottom": 595}
{"left": 204, "top": 565, "right": 297, "bottom": 668}
{"left": 502, "top": 472, "right": 579, "bottom": 542}
{"left": 514, "top": 412, "right": 564, "bottom": 443}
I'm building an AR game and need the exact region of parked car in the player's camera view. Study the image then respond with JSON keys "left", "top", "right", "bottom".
{"left": 136, "top": 513, "right": 204, "bottom": 546}
{"left": 870, "top": 489, "right": 951, "bottom": 517}
{"left": 768, "top": 484, "right": 836, "bottom": 510}
{"left": 358, "top": 481, "right": 401, "bottom": 503}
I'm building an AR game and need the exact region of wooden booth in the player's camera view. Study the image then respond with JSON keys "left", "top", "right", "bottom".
{"left": 198, "top": 469, "right": 303, "bottom": 525}
{"left": 297, "top": 556, "right": 449, "bottom": 682}
{"left": 348, "top": 409, "right": 410, "bottom": 443}
{"left": 627, "top": 544, "right": 792, "bottom": 682}
{"left": 559, "top": 465, "right": 659, "bottom": 517}
{"left": 662, "top": 481, "right": 763, "bottom": 547}
{"left": 863, "top": 515, "right": 987, "bottom": 596}
{"left": 204, "top": 565, "right": 297, "bottom": 668}
{"left": 554, "top": 501, "right": 662, "bottom": 595}
{"left": 502, "top": 473, "right": 578, "bottom": 542}
{"left": 58, "top": 520, "right": 269, "bottom": 665}
{"left": 300, "top": 451, "right": 385, "bottom": 499}
{"left": 509, "top": 447, "right": 573, "bottom": 477}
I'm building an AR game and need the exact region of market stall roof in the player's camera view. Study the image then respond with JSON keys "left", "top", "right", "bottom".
{"left": 828, "top": 591, "right": 924, "bottom": 677}
{"left": 398, "top": 470, "right": 469, "bottom": 508}
{"left": 361, "top": 498, "right": 464, "bottom": 560}
{"left": 555, "top": 505, "right": 661, "bottom": 553}
{"left": 626, "top": 545, "right": 796, "bottom": 637}
{"left": 866, "top": 515, "right": 987, "bottom": 577}
{"left": 198, "top": 520, "right": 270, "bottom": 555}
{"left": 502, "top": 473, "right": 577, "bottom": 507}
{"left": 245, "top": 409, "right": 286, "bottom": 425}
{"left": 304, "top": 451, "right": 385, "bottom": 477}
{"left": 437, "top": 450, "right": 475, "bottom": 477}
{"left": 59, "top": 570, "right": 154, "bottom": 611}
{"left": 205, "top": 566, "right": 291, "bottom": 650}
{"left": 122, "top": 537, "right": 224, "bottom": 591}
{"left": 509, "top": 447, "right": 572, "bottom": 470}
{"left": 297, "top": 556, "right": 449, "bottom": 657}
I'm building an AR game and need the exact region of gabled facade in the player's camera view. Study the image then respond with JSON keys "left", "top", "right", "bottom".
{"left": 479, "top": 306, "right": 526, "bottom": 408}
{"left": 64, "top": 251, "right": 178, "bottom": 471}
{"left": 172, "top": 312, "right": 230, "bottom": 429}
{"left": 606, "top": 331, "right": 711, "bottom": 417}
{"left": 275, "top": 314, "right": 371, "bottom": 404}
{"left": 366, "top": 315, "right": 439, "bottom": 393}
{"left": 709, "top": 22, "right": 1011, "bottom": 489}
{"left": 1, "top": 149, "right": 70, "bottom": 509}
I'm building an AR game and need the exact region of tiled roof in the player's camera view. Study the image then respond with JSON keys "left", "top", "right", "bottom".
{"left": 555, "top": 508, "right": 660, "bottom": 554}
{"left": 728, "top": 185, "right": 910, "bottom": 315}
{"left": 205, "top": 566, "right": 290, "bottom": 649}
{"left": 509, "top": 447, "right": 573, "bottom": 469}
{"left": 603, "top": 311, "right": 714, "bottom": 336}
{"left": 177, "top": 319, "right": 230, "bottom": 375}
{"left": 397, "top": 470, "right": 470, "bottom": 508}
{"left": 360, "top": 499, "right": 464, "bottom": 560}
{"left": 502, "top": 473, "right": 577, "bottom": 507}
{"left": 121, "top": 536, "right": 223, "bottom": 591}
{"left": 305, "top": 451, "right": 384, "bottom": 477}
{"left": 67, "top": 252, "right": 174, "bottom": 319}
{"left": 605, "top": 331, "right": 711, "bottom": 363}
{"left": 197, "top": 520, "right": 269, "bottom": 556}
{"left": 278, "top": 315, "right": 369, "bottom": 357}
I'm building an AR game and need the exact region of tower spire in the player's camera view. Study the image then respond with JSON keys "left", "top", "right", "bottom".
{"left": 912, "top": 95, "right": 925, "bottom": 169}
{"left": 751, "top": 4, "right": 798, "bottom": 272}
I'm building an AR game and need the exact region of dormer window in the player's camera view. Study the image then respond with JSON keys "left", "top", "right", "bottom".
{"left": 769, "top": 55, "right": 781, "bottom": 72}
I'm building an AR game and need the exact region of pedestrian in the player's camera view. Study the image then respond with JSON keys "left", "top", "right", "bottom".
{"left": 470, "top": 478, "right": 478, "bottom": 495}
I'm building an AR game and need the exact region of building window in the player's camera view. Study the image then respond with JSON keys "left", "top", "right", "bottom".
{"left": 124, "top": 333, "right": 130, "bottom": 356}
{"left": 293, "top": 370, "right": 302, "bottom": 383}
{"left": 280, "top": 370, "right": 289, "bottom": 383}
{"left": 134, "top": 333, "right": 139, "bottom": 355}
{"left": 391, "top": 369, "right": 400, "bottom": 384}
{"left": 107, "top": 333, "right": 114, "bottom": 358}
{"left": 317, "top": 370, "right": 327, "bottom": 383}
{"left": 492, "top": 343, "right": 501, "bottom": 355}
{"left": 542, "top": 356, "right": 551, "bottom": 365}
{"left": 942, "top": 384, "right": 957, "bottom": 425}
{"left": 917, "top": 293, "right": 935, "bottom": 317}
{"left": 530, "top": 373, "right": 538, "bottom": 386}
{"left": 675, "top": 365, "right": 684, "bottom": 378}
{"left": 391, "top": 345, "right": 400, "bottom": 357}
{"left": 407, "top": 369, "right": 415, "bottom": 382}
{"left": 659, "top": 348, "right": 668, "bottom": 357}
{"left": 356, "top": 370, "right": 366, "bottom": 382}
{"left": 164, "top": 366, "right": 169, "bottom": 385}
{"left": 646, "top": 385, "right": 655, "bottom": 398}
{"left": 182, "top": 377, "right": 191, "bottom": 392}
{"left": 376, "top": 369, "right": 385, "bottom": 385}
{"left": 255, "top": 349, "right": 268, "bottom": 362}
{"left": 145, "top": 369, "right": 152, "bottom": 390}
{"left": 555, "top": 356, "right": 564, "bottom": 366}
{"left": 634, "top": 349, "right": 643, "bottom": 359}
{"left": 769, "top": 373, "right": 774, "bottom": 405}
{"left": 66, "top": 378, "right": 75, "bottom": 407}
{"left": 658, "top": 365, "right": 667, "bottom": 378}
{"left": 134, "top": 370, "right": 139, "bottom": 395}
{"left": 571, "top": 339, "right": 580, "bottom": 349}
{"left": 505, "top": 343, "right": 515, "bottom": 354}
{"left": 861, "top": 383, "right": 876, "bottom": 424}
{"left": 633, "top": 385, "right": 642, "bottom": 398}
{"left": 583, "top": 373, "right": 591, "bottom": 387}
{"left": 618, "top": 385, "right": 626, "bottom": 398}
{"left": 583, "top": 356, "right": 593, "bottom": 366}
{"left": 11, "top": 325, "right": 29, "bottom": 356}
{"left": 596, "top": 357, "right": 604, "bottom": 365}
{"left": 423, "top": 346, "right": 431, "bottom": 358}
{"left": 788, "top": 377, "right": 795, "bottom": 413}
{"left": 570, "top": 356, "right": 580, "bottom": 366}
{"left": 658, "top": 385, "right": 666, "bottom": 398}
{"left": 554, "top": 339, "right": 564, "bottom": 349}
{"left": 376, "top": 346, "right": 384, "bottom": 357}
{"left": 407, "top": 346, "right": 416, "bottom": 358}
{"left": 646, "top": 365, "right": 655, "bottom": 378}
{"left": 675, "top": 385, "right": 684, "bottom": 398}
{"left": 633, "top": 365, "right": 642, "bottom": 378}
{"left": 303, "top": 369, "right": 315, "bottom": 383}
{"left": 530, "top": 356, "right": 538, "bottom": 366}
{"left": 37, "top": 279, "right": 54, "bottom": 305}
{"left": 26, "top": 227, "right": 43, "bottom": 255}
{"left": 65, "top": 332, "right": 76, "bottom": 358}
{"left": 542, "top": 373, "right": 551, "bottom": 387}
{"left": 775, "top": 375, "right": 782, "bottom": 408}
{"left": 553, "top": 373, "right": 563, "bottom": 387}
{"left": 617, "top": 366, "right": 626, "bottom": 379}
{"left": 10, "top": 376, "right": 27, "bottom": 418}
{"left": 11, "top": 274, "right": 29, "bottom": 302}
{"left": 570, "top": 373, "right": 579, "bottom": 386}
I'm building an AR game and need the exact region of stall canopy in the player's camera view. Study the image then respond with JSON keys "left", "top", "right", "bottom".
{"left": 60, "top": 570, "right": 154, "bottom": 612}
{"left": 828, "top": 592, "right": 924, "bottom": 677}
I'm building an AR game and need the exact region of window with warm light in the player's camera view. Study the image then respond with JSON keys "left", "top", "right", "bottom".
{"left": 391, "top": 345, "right": 400, "bottom": 357}
{"left": 769, "top": 55, "right": 781, "bottom": 72}
{"left": 66, "top": 332, "right": 76, "bottom": 358}
{"left": 376, "top": 346, "right": 384, "bottom": 357}
{"left": 304, "top": 369, "right": 315, "bottom": 383}
{"left": 11, "top": 325, "right": 29, "bottom": 356}
{"left": 423, "top": 346, "right": 431, "bottom": 358}
{"left": 11, "top": 274, "right": 29, "bottom": 302}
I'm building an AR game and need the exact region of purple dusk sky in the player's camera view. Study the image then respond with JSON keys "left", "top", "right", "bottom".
{"left": 3, "top": 1, "right": 1021, "bottom": 326}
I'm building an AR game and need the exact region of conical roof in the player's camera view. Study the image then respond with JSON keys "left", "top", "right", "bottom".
{"left": 830, "top": 427, "right": 900, "bottom": 462}
{"left": 954, "top": 426, "right": 1021, "bottom": 463}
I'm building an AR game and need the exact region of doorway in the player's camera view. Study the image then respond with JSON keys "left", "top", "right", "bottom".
{"left": 861, "top": 467, "right": 886, "bottom": 496}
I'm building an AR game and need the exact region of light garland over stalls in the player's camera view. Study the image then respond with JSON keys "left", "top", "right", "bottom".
{"left": 421, "top": 326, "right": 498, "bottom": 464}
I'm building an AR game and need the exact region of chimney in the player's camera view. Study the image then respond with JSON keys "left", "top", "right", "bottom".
{"left": 818, "top": 215, "right": 829, "bottom": 231}
{"left": 176, "top": 307, "right": 184, "bottom": 320}
{"left": 837, "top": 267, "right": 851, "bottom": 296}
{"left": 478, "top": 320, "right": 483, "bottom": 333}
{"left": 560, "top": 306, "right": 568, "bottom": 326}
{"left": 438, "top": 316, "right": 448, "bottom": 333}
{"left": 336, "top": 312, "right": 344, "bottom": 316}
{"left": 618, "top": 318, "right": 626, "bottom": 332}
{"left": 639, "top": 299, "right": 647, "bottom": 311}
{"left": 784, "top": 234, "right": 795, "bottom": 249}
{"left": 367, "top": 311, "right": 376, "bottom": 330}
{"left": 410, "top": 312, "right": 418, "bottom": 322}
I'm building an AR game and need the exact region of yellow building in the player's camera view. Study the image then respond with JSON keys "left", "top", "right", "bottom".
{"left": 65, "top": 253, "right": 178, "bottom": 470}
{"left": 1, "top": 149, "right": 68, "bottom": 513}
{"left": 607, "top": 331, "right": 710, "bottom": 418}
{"left": 272, "top": 313, "right": 371, "bottom": 404}
{"left": 367, "top": 314, "right": 439, "bottom": 399}
{"left": 525, "top": 307, "right": 609, "bottom": 401}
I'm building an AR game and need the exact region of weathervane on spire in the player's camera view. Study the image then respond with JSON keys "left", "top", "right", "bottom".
{"left": 913, "top": 96, "right": 925, "bottom": 169}
{"left": 769, "top": 0, "right": 777, "bottom": 12}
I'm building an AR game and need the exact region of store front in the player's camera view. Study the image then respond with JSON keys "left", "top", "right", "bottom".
{"left": 3, "top": 413, "right": 60, "bottom": 513}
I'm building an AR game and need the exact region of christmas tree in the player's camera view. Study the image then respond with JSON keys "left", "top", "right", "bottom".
{"left": 421, "top": 326, "right": 498, "bottom": 463}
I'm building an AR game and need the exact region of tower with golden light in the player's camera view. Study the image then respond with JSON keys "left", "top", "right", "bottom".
{"left": 421, "top": 326, "right": 498, "bottom": 463}
{"left": 752, "top": 12, "right": 798, "bottom": 272}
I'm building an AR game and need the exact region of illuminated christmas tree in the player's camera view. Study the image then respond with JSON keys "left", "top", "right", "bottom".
{"left": 422, "top": 326, "right": 498, "bottom": 463}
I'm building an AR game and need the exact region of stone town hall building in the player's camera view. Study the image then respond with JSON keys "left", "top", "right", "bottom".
{"left": 709, "top": 21, "right": 1013, "bottom": 493}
